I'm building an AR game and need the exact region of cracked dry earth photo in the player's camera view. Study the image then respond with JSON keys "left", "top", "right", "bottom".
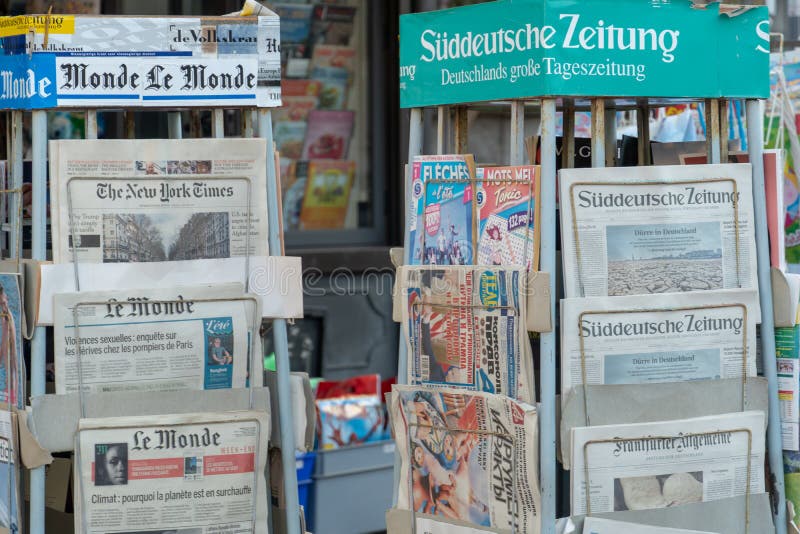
{"left": 607, "top": 259, "right": 724, "bottom": 295}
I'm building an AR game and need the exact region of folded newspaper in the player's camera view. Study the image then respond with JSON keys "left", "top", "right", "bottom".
{"left": 74, "top": 411, "right": 270, "bottom": 534}
{"left": 560, "top": 289, "right": 758, "bottom": 406}
{"left": 559, "top": 164, "right": 758, "bottom": 301}
{"left": 581, "top": 517, "right": 714, "bottom": 534}
{"left": 570, "top": 411, "right": 765, "bottom": 516}
{"left": 398, "top": 265, "right": 535, "bottom": 403}
{"left": 49, "top": 139, "right": 269, "bottom": 265}
{"left": 53, "top": 284, "right": 263, "bottom": 395}
{"left": 391, "top": 385, "right": 541, "bottom": 534}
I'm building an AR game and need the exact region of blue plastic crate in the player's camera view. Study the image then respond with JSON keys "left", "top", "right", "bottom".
{"left": 296, "top": 451, "right": 316, "bottom": 482}
{"left": 298, "top": 479, "right": 312, "bottom": 511}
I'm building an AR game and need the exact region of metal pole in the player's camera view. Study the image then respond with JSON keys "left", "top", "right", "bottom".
{"left": 604, "top": 106, "right": 616, "bottom": 167}
{"left": 29, "top": 110, "right": 47, "bottom": 534}
{"left": 707, "top": 99, "right": 721, "bottom": 164}
{"left": 212, "top": 109, "right": 225, "bottom": 138}
{"left": 563, "top": 99, "right": 575, "bottom": 169}
{"left": 636, "top": 99, "right": 650, "bottom": 166}
{"left": 746, "top": 99, "right": 787, "bottom": 534}
{"left": 539, "top": 97, "right": 557, "bottom": 534}
{"left": 9, "top": 112, "right": 22, "bottom": 259}
{"left": 257, "top": 109, "right": 301, "bottom": 534}
{"left": 85, "top": 110, "right": 98, "bottom": 139}
{"left": 393, "top": 107, "right": 423, "bottom": 506}
{"left": 590, "top": 99, "right": 606, "bottom": 167}
{"left": 721, "top": 99, "right": 729, "bottom": 162}
{"left": 168, "top": 111, "right": 182, "bottom": 139}
{"left": 510, "top": 100, "right": 525, "bottom": 165}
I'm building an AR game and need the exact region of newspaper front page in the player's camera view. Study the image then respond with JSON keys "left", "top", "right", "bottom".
{"left": 560, "top": 164, "right": 758, "bottom": 301}
{"left": 54, "top": 284, "right": 263, "bottom": 395}
{"left": 75, "top": 411, "right": 269, "bottom": 534}
{"left": 560, "top": 289, "right": 758, "bottom": 405}
{"left": 49, "top": 139, "right": 269, "bottom": 265}
{"left": 582, "top": 517, "right": 714, "bottom": 534}
{"left": 0, "top": 410, "right": 20, "bottom": 534}
{"left": 570, "top": 411, "right": 765, "bottom": 516}
{"left": 391, "top": 385, "right": 541, "bottom": 534}
{"left": 398, "top": 265, "right": 534, "bottom": 403}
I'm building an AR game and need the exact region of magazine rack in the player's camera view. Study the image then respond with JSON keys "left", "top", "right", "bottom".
{"left": 397, "top": 2, "right": 780, "bottom": 533}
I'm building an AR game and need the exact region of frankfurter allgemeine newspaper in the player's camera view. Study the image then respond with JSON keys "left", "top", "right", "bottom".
{"left": 559, "top": 164, "right": 758, "bottom": 303}
{"left": 54, "top": 284, "right": 262, "bottom": 395}
{"left": 560, "top": 289, "right": 758, "bottom": 405}
{"left": 49, "top": 139, "right": 269, "bottom": 264}
{"left": 74, "top": 411, "right": 269, "bottom": 534}
{"left": 570, "top": 411, "right": 765, "bottom": 516}
{"left": 398, "top": 265, "right": 535, "bottom": 403}
{"left": 391, "top": 385, "right": 541, "bottom": 534}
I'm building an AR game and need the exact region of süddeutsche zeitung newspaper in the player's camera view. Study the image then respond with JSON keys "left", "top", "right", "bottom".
{"left": 54, "top": 284, "right": 262, "bottom": 395}
{"left": 391, "top": 385, "right": 541, "bottom": 534}
{"left": 49, "top": 139, "right": 269, "bottom": 264}
{"left": 75, "top": 411, "right": 269, "bottom": 534}
{"left": 559, "top": 164, "right": 758, "bottom": 304}
{"left": 570, "top": 411, "right": 765, "bottom": 516}
{"left": 398, "top": 265, "right": 534, "bottom": 403}
{"left": 560, "top": 289, "right": 758, "bottom": 406}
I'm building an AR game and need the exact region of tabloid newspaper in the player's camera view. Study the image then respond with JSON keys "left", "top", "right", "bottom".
{"left": 570, "top": 411, "right": 766, "bottom": 516}
{"left": 560, "top": 289, "right": 759, "bottom": 405}
{"left": 408, "top": 156, "right": 540, "bottom": 270}
{"left": 74, "top": 411, "right": 269, "bottom": 534}
{"left": 581, "top": 518, "right": 714, "bottom": 534}
{"left": 49, "top": 139, "right": 269, "bottom": 265}
{"left": 398, "top": 265, "right": 535, "bottom": 403}
{"left": 559, "top": 164, "right": 758, "bottom": 301}
{"left": 53, "top": 284, "right": 262, "bottom": 395}
{"left": 391, "top": 385, "right": 541, "bottom": 534}
{"left": 0, "top": 410, "right": 20, "bottom": 534}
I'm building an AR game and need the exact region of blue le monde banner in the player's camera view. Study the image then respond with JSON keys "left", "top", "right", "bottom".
{"left": 399, "top": 0, "right": 770, "bottom": 107}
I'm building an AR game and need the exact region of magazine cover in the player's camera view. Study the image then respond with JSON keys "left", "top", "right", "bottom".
{"left": 308, "top": 4, "right": 357, "bottom": 46}
{"left": 74, "top": 411, "right": 270, "bottom": 534}
{"left": 391, "top": 385, "right": 541, "bottom": 534}
{"left": 283, "top": 161, "right": 308, "bottom": 231}
{"left": 275, "top": 3, "right": 314, "bottom": 43}
{"left": 311, "top": 66, "right": 350, "bottom": 110}
{"left": 311, "top": 44, "right": 356, "bottom": 79}
{"left": 409, "top": 155, "right": 477, "bottom": 266}
{"left": 302, "top": 110, "right": 354, "bottom": 160}
{"left": 399, "top": 265, "right": 534, "bottom": 403}
{"left": 477, "top": 165, "right": 540, "bottom": 270}
{"left": 273, "top": 121, "right": 307, "bottom": 160}
{"left": 281, "top": 79, "right": 322, "bottom": 98}
{"left": 299, "top": 160, "right": 355, "bottom": 229}
{"left": 0, "top": 274, "right": 22, "bottom": 410}
{"left": 273, "top": 95, "right": 318, "bottom": 123}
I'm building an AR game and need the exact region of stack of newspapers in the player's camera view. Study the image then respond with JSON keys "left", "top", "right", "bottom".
{"left": 558, "top": 163, "right": 769, "bottom": 531}
{"left": 388, "top": 154, "right": 545, "bottom": 533}
{"left": 37, "top": 137, "right": 293, "bottom": 534}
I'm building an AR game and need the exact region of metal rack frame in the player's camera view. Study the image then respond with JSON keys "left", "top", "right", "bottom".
{"left": 10, "top": 106, "right": 302, "bottom": 534}
{"left": 398, "top": 97, "right": 784, "bottom": 534}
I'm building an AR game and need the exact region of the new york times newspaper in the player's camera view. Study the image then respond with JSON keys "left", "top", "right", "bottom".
{"left": 53, "top": 284, "right": 262, "bottom": 395}
{"left": 75, "top": 411, "right": 269, "bottom": 534}
{"left": 570, "top": 411, "right": 765, "bottom": 516}
{"left": 582, "top": 517, "right": 714, "bottom": 534}
{"left": 398, "top": 265, "right": 535, "bottom": 403}
{"left": 559, "top": 164, "right": 758, "bottom": 303}
{"left": 560, "top": 289, "right": 758, "bottom": 406}
{"left": 49, "top": 139, "right": 269, "bottom": 264}
{"left": 391, "top": 385, "right": 541, "bottom": 534}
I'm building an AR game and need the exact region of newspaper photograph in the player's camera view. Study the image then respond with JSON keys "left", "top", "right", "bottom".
{"left": 582, "top": 517, "right": 714, "bottom": 534}
{"left": 391, "top": 385, "right": 541, "bottom": 534}
{"left": 74, "top": 411, "right": 269, "bottom": 534}
{"left": 560, "top": 289, "right": 759, "bottom": 405}
{"left": 570, "top": 411, "right": 765, "bottom": 516}
{"left": 49, "top": 139, "right": 269, "bottom": 265}
{"left": 0, "top": 410, "right": 20, "bottom": 534}
{"left": 398, "top": 265, "right": 535, "bottom": 403}
{"left": 54, "top": 284, "right": 263, "bottom": 395}
{"left": 559, "top": 164, "right": 758, "bottom": 300}
{"left": 0, "top": 274, "right": 23, "bottom": 409}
